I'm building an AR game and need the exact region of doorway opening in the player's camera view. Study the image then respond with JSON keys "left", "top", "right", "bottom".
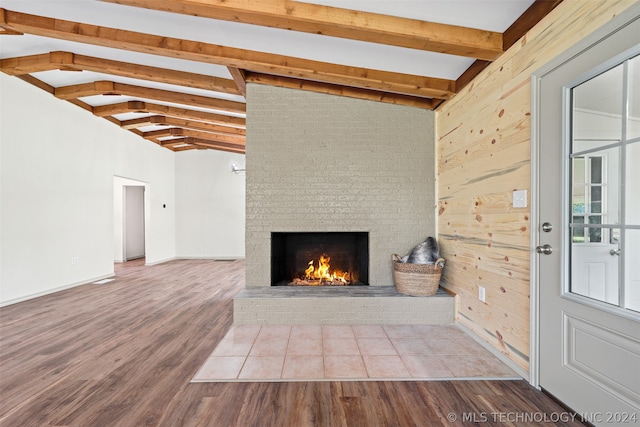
{"left": 114, "top": 176, "right": 147, "bottom": 263}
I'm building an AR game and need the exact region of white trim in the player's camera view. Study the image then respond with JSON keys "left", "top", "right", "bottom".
{"left": 144, "top": 256, "right": 245, "bottom": 265}
{"left": 144, "top": 256, "right": 177, "bottom": 266}
{"left": 176, "top": 256, "right": 245, "bottom": 261}
{"left": 529, "top": 1, "right": 640, "bottom": 390}
{"left": 529, "top": 72, "right": 542, "bottom": 388}
{"left": 0, "top": 273, "right": 114, "bottom": 307}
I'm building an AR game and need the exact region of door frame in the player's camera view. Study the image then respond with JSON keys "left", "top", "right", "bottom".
{"left": 530, "top": 2, "right": 640, "bottom": 388}
{"left": 113, "top": 175, "right": 148, "bottom": 264}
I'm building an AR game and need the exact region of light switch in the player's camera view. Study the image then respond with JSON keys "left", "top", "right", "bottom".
{"left": 513, "top": 190, "right": 527, "bottom": 208}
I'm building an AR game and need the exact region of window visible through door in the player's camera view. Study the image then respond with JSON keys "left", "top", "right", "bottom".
{"left": 572, "top": 155, "right": 606, "bottom": 244}
{"left": 569, "top": 54, "right": 640, "bottom": 313}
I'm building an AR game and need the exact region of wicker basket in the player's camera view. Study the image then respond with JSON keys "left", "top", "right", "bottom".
{"left": 392, "top": 254, "right": 445, "bottom": 296}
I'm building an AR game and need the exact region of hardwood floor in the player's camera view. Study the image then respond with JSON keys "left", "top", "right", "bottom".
{"left": 0, "top": 259, "right": 585, "bottom": 426}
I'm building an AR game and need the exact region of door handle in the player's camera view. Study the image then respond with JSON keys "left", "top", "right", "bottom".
{"left": 610, "top": 248, "right": 621, "bottom": 256}
{"left": 536, "top": 244, "right": 553, "bottom": 255}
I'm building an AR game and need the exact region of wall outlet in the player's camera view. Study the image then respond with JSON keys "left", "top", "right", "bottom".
{"left": 71, "top": 257, "right": 79, "bottom": 265}
{"left": 478, "top": 286, "right": 486, "bottom": 302}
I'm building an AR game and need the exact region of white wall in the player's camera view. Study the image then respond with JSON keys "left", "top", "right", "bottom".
{"left": 0, "top": 73, "right": 176, "bottom": 305}
{"left": 175, "top": 150, "right": 245, "bottom": 259}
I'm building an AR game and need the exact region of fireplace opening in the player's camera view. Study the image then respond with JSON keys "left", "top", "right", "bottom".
{"left": 271, "top": 232, "right": 369, "bottom": 286}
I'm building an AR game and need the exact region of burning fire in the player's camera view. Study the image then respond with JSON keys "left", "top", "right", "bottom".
{"left": 296, "top": 253, "right": 350, "bottom": 285}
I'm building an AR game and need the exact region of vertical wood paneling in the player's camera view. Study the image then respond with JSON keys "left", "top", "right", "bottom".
{"left": 436, "top": 0, "right": 637, "bottom": 371}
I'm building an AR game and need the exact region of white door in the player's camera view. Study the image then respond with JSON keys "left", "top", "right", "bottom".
{"left": 570, "top": 153, "right": 620, "bottom": 305}
{"left": 124, "top": 185, "right": 145, "bottom": 261}
{"left": 534, "top": 10, "right": 640, "bottom": 426}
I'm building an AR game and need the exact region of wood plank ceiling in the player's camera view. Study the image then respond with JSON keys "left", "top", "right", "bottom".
{"left": 0, "top": 0, "right": 561, "bottom": 154}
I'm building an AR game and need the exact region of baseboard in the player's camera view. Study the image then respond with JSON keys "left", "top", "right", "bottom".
{"left": 0, "top": 273, "right": 114, "bottom": 307}
{"left": 144, "top": 256, "right": 176, "bottom": 266}
{"left": 142, "top": 256, "right": 245, "bottom": 266}
{"left": 175, "top": 256, "right": 245, "bottom": 261}
{"left": 456, "top": 322, "right": 529, "bottom": 380}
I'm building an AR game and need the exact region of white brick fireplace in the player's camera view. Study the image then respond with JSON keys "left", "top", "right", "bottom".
{"left": 236, "top": 85, "right": 452, "bottom": 324}
{"left": 245, "top": 84, "right": 436, "bottom": 286}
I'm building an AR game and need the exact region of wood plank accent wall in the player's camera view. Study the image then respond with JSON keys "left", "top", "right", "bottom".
{"left": 435, "top": 0, "right": 637, "bottom": 372}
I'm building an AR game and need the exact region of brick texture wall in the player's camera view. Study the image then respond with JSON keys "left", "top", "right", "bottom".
{"left": 245, "top": 85, "right": 435, "bottom": 286}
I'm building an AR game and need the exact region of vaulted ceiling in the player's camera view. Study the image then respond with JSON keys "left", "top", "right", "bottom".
{"left": 0, "top": 0, "right": 561, "bottom": 154}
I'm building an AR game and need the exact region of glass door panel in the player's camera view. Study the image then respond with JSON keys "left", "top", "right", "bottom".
{"left": 627, "top": 230, "right": 640, "bottom": 312}
{"left": 569, "top": 55, "right": 639, "bottom": 311}
{"left": 572, "top": 63, "right": 623, "bottom": 144}
{"left": 628, "top": 55, "right": 640, "bottom": 139}
{"left": 626, "top": 142, "right": 640, "bottom": 225}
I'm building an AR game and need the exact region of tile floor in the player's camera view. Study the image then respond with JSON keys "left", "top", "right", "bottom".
{"left": 192, "top": 324, "right": 520, "bottom": 382}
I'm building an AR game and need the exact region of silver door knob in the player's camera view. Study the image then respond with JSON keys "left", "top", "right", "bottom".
{"left": 610, "top": 248, "right": 621, "bottom": 256}
{"left": 536, "top": 244, "right": 553, "bottom": 255}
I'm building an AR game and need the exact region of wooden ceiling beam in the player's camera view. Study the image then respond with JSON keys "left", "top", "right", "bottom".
{"left": 102, "top": 0, "right": 504, "bottom": 61}
{"left": 244, "top": 72, "right": 436, "bottom": 109}
{"left": 228, "top": 67, "right": 247, "bottom": 97}
{"left": 120, "top": 115, "right": 245, "bottom": 135}
{"left": 93, "top": 101, "right": 246, "bottom": 127}
{"left": 192, "top": 143, "right": 245, "bottom": 154}
{"left": 181, "top": 129, "right": 245, "bottom": 145}
{"left": 0, "top": 29, "right": 22, "bottom": 35}
{"left": 0, "top": 51, "right": 74, "bottom": 74}
{"left": 119, "top": 116, "right": 160, "bottom": 129}
{"left": 0, "top": 9, "right": 455, "bottom": 100}
{"left": 159, "top": 137, "right": 189, "bottom": 146}
{"left": 54, "top": 80, "right": 246, "bottom": 114}
{"left": 73, "top": 54, "right": 241, "bottom": 95}
{"left": 142, "top": 127, "right": 185, "bottom": 138}
{"left": 16, "top": 74, "right": 54, "bottom": 93}
{"left": 455, "top": 60, "right": 492, "bottom": 93}
{"left": 171, "top": 144, "right": 199, "bottom": 152}
{"left": 0, "top": 51, "right": 241, "bottom": 94}
{"left": 447, "top": 1, "right": 563, "bottom": 101}
{"left": 503, "top": 0, "right": 563, "bottom": 51}
{"left": 165, "top": 137, "right": 245, "bottom": 154}
{"left": 144, "top": 127, "right": 244, "bottom": 145}
{"left": 159, "top": 116, "right": 245, "bottom": 135}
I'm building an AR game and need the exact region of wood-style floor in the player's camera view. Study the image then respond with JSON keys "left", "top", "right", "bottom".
{"left": 0, "top": 259, "right": 585, "bottom": 426}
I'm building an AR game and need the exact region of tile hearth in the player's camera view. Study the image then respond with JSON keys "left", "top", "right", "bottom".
{"left": 192, "top": 324, "right": 519, "bottom": 382}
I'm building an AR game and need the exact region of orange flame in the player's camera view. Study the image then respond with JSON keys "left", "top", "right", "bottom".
{"left": 304, "top": 254, "right": 349, "bottom": 284}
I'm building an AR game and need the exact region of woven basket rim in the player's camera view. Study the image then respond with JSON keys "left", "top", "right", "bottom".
{"left": 392, "top": 255, "right": 445, "bottom": 271}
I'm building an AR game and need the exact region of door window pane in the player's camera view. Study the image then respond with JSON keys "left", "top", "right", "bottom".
{"left": 590, "top": 186, "right": 602, "bottom": 214}
{"left": 573, "top": 63, "right": 623, "bottom": 149}
{"left": 626, "top": 230, "right": 640, "bottom": 312}
{"left": 628, "top": 55, "right": 640, "bottom": 140}
{"left": 572, "top": 215, "right": 585, "bottom": 243}
{"left": 626, "top": 142, "right": 640, "bottom": 225}
{"left": 587, "top": 229, "right": 602, "bottom": 243}
{"left": 590, "top": 157, "right": 602, "bottom": 183}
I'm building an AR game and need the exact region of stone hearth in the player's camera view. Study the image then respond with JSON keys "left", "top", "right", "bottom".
{"left": 233, "top": 286, "right": 454, "bottom": 325}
